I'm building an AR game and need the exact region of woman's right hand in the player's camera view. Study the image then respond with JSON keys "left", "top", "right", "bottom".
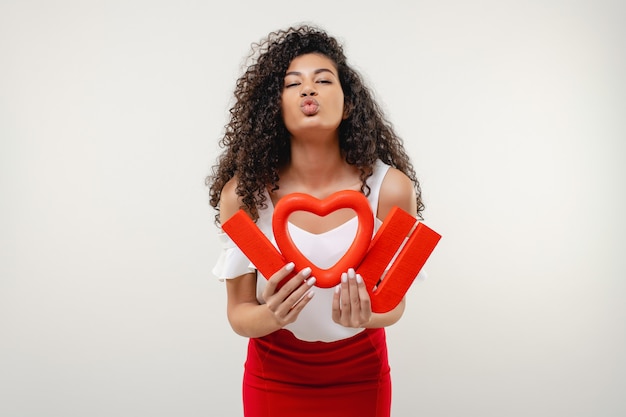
{"left": 261, "top": 262, "right": 316, "bottom": 327}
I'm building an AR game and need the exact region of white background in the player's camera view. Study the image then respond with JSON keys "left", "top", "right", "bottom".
{"left": 1, "top": 1, "right": 624, "bottom": 416}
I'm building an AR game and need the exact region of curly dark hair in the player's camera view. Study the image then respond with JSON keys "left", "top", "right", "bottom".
{"left": 207, "top": 24, "right": 424, "bottom": 224}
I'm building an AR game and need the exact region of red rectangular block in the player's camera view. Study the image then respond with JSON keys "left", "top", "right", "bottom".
{"left": 368, "top": 222, "right": 441, "bottom": 313}
{"left": 221, "top": 210, "right": 288, "bottom": 281}
{"left": 357, "top": 207, "right": 416, "bottom": 291}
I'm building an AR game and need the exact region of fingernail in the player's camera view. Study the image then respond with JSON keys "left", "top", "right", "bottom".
{"left": 348, "top": 268, "right": 355, "bottom": 279}
{"left": 301, "top": 267, "right": 312, "bottom": 277}
{"left": 341, "top": 273, "right": 347, "bottom": 283}
{"left": 285, "top": 262, "right": 295, "bottom": 272}
{"left": 356, "top": 274, "right": 363, "bottom": 284}
{"left": 306, "top": 277, "right": 316, "bottom": 286}
{"left": 335, "top": 285, "right": 341, "bottom": 293}
{"left": 307, "top": 290, "right": 315, "bottom": 299}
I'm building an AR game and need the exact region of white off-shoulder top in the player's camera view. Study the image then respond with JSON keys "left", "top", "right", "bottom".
{"left": 212, "top": 160, "right": 423, "bottom": 342}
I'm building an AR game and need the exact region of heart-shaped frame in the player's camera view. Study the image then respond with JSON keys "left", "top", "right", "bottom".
{"left": 272, "top": 190, "right": 374, "bottom": 288}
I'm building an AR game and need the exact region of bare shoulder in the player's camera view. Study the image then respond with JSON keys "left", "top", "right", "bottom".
{"left": 218, "top": 177, "right": 244, "bottom": 224}
{"left": 378, "top": 167, "right": 417, "bottom": 219}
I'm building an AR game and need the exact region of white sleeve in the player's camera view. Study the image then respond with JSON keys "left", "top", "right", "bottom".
{"left": 211, "top": 229, "right": 256, "bottom": 280}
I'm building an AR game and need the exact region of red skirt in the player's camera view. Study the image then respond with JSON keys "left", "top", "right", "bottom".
{"left": 242, "top": 328, "right": 391, "bottom": 417}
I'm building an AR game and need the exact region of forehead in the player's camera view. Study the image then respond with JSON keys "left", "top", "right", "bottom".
{"left": 285, "top": 53, "right": 338, "bottom": 73}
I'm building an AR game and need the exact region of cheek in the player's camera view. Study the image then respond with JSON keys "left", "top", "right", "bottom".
{"left": 334, "top": 91, "right": 345, "bottom": 111}
{"left": 334, "top": 96, "right": 347, "bottom": 120}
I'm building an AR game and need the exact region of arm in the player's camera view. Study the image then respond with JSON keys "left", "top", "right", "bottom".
{"left": 219, "top": 179, "right": 316, "bottom": 338}
{"left": 332, "top": 168, "right": 417, "bottom": 329}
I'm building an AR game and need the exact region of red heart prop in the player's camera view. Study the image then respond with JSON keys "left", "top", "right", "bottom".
{"left": 272, "top": 190, "right": 374, "bottom": 288}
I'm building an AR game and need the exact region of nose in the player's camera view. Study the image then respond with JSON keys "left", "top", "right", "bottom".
{"left": 300, "top": 84, "right": 317, "bottom": 97}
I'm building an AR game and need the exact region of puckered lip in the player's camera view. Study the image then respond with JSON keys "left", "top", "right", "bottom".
{"left": 300, "top": 97, "right": 320, "bottom": 115}
{"left": 300, "top": 97, "right": 319, "bottom": 107}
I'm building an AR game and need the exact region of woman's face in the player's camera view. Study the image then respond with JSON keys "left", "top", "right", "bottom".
{"left": 280, "top": 53, "right": 345, "bottom": 137}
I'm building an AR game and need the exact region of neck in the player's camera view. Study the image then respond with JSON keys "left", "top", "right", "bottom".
{"left": 280, "top": 133, "right": 357, "bottom": 195}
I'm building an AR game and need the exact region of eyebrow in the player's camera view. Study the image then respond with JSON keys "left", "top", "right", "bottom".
{"left": 284, "top": 68, "right": 337, "bottom": 77}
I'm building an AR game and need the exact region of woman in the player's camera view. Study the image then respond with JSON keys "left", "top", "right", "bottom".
{"left": 208, "top": 24, "right": 424, "bottom": 417}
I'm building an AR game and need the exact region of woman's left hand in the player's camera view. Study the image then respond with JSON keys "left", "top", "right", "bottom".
{"left": 332, "top": 268, "right": 372, "bottom": 328}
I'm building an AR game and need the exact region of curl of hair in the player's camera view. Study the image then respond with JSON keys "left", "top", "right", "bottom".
{"left": 207, "top": 24, "right": 424, "bottom": 224}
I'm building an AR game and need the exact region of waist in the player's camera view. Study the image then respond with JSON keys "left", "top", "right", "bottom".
{"left": 245, "top": 328, "right": 390, "bottom": 387}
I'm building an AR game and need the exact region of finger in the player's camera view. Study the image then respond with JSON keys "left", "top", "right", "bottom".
{"left": 277, "top": 267, "right": 312, "bottom": 297}
{"left": 347, "top": 268, "right": 361, "bottom": 324}
{"left": 289, "top": 277, "right": 317, "bottom": 310}
{"left": 266, "top": 265, "right": 311, "bottom": 303}
{"left": 274, "top": 276, "right": 316, "bottom": 320}
{"left": 263, "top": 264, "right": 311, "bottom": 312}
{"left": 356, "top": 273, "right": 372, "bottom": 324}
{"left": 283, "top": 289, "right": 315, "bottom": 323}
{"left": 331, "top": 284, "right": 341, "bottom": 323}
{"left": 263, "top": 262, "right": 295, "bottom": 300}
{"left": 339, "top": 272, "right": 351, "bottom": 315}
